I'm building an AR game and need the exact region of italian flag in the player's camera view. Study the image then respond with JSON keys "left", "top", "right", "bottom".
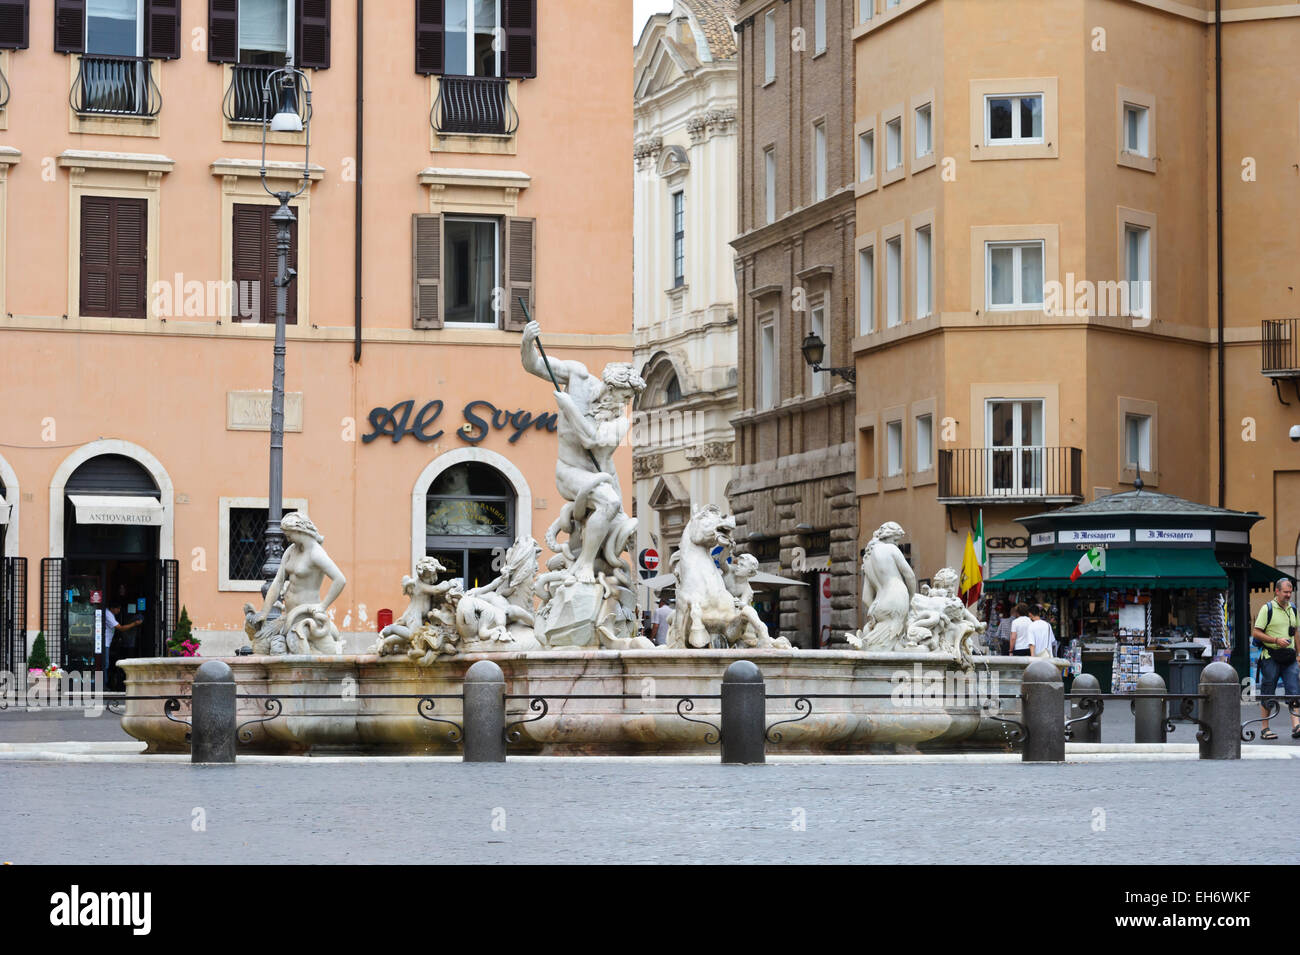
{"left": 1070, "top": 547, "right": 1106, "bottom": 581}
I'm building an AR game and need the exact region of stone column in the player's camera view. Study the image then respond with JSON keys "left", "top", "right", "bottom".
{"left": 1021, "top": 659, "right": 1064, "bottom": 762}
{"left": 191, "top": 660, "right": 236, "bottom": 765}
{"left": 1197, "top": 661, "right": 1241, "bottom": 760}
{"left": 463, "top": 660, "right": 506, "bottom": 763}
{"left": 721, "top": 660, "right": 766, "bottom": 764}
{"left": 1134, "top": 672, "right": 1167, "bottom": 743}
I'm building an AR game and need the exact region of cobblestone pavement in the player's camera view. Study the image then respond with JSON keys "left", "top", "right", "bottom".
{"left": 0, "top": 758, "right": 1289, "bottom": 865}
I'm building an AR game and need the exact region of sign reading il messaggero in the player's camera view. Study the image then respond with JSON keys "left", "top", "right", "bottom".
{"left": 1136, "top": 528, "right": 1212, "bottom": 543}
{"left": 1058, "top": 529, "right": 1129, "bottom": 544}
{"left": 362, "top": 399, "right": 558, "bottom": 446}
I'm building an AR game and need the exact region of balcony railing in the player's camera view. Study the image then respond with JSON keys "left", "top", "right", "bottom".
{"left": 70, "top": 55, "right": 161, "bottom": 117}
{"left": 938, "top": 447, "right": 1083, "bottom": 503}
{"left": 0, "top": 62, "right": 9, "bottom": 111}
{"left": 431, "top": 75, "right": 519, "bottom": 136}
{"left": 1262, "top": 319, "right": 1300, "bottom": 377}
{"left": 223, "top": 64, "right": 311, "bottom": 126}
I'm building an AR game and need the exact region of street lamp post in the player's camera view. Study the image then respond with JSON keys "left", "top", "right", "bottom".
{"left": 800, "top": 332, "right": 856, "bottom": 384}
{"left": 258, "top": 67, "right": 313, "bottom": 596}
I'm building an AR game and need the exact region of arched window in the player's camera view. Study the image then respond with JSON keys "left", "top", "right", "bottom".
{"left": 665, "top": 373, "right": 682, "bottom": 405}
{"left": 426, "top": 462, "right": 517, "bottom": 589}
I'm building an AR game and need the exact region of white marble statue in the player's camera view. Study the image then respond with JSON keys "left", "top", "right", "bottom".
{"left": 903, "top": 567, "right": 985, "bottom": 668}
{"left": 243, "top": 512, "right": 346, "bottom": 655}
{"left": 667, "top": 505, "right": 790, "bottom": 650}
{"left": 522, "top": 320, "right": 653, "bottom": 649}
{"left": 371, "top": 556, "right": 460, "bottom": 656}
{"left": 845, "top": 521, "right": 917, "bottom": 650}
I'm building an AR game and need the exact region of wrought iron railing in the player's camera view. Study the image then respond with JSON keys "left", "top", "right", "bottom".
{"left": 1261, "top": 319, "right": 1300, "bottom": 376}
{"left": 0, "top": 63, "right": 10, "bottom": 111}
{"left": 431, "top": 75, "right": 519, "bottom": 136}
{"left": 223, "top": 63, "right": 311, "bottom": 126}
{"left": 70, "top": 55, "right": 161, "bottom": 117}
{"left": 938, "top": 446, "right": 1083, "bottom": 501}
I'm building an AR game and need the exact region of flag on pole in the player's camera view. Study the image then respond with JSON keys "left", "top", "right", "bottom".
{"left": 1070, "top": 547, "right": 1106, "bottom": 581}
{"left": 975, "top": 510, "right": 986, "bottom": 582}
{"left": 959, "top": 531, "right": 983, "bottom": 605}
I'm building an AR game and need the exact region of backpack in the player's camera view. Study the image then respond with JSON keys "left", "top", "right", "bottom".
{"left": 1260, "top": 602, "right": 1298, "bottom": 666}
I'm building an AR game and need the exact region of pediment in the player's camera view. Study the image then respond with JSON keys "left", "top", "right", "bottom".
{"left": 648, "top": 474, "right": 690, "bottom": 511}
{"left": 657, "top": 144, "right": 690, "bottom": 179}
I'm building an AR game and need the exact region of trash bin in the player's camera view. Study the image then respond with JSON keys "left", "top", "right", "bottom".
{"left": 1167, "top": 641, "right": 1210, "bottom": 721}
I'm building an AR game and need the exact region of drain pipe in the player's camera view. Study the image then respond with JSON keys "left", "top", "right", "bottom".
{"left": 353, "top": 0, "right": 364, "bottom": 364}
{"left": 1215, "top": 0, "right": 1225, "bottom": 505}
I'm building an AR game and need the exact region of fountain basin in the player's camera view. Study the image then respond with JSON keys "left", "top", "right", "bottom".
{"left": 120, "top": 651, "right": 1036, "bottom": 755}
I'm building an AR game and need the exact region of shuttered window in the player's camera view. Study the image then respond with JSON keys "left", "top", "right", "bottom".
{"left": 55, "top": 0, "right": 178, "bottom": 56}
{"left": 0, "top": 0, "right": 29, "bottom": 50}
{"left": 210, "top": 0, "right": 330, "bottom": 67}
{"left": 412, "top": 213, "right": 534, "bottom": 331}
{"left": 80, "top": 196, "right": 147, "bottom": 319}
{"left": 415, "top": 0, "right": 535, "bottom": 77}
{"left": 232, "top": 203, "right": 298, "bottom": 324}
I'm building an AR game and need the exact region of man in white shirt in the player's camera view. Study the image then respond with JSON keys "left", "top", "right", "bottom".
{"left": 652, "top": 598, "right": 673, "bottom": 646}
{"left": 1010, "top": 602, "right": 1032, "bottom": 656}
{"left": 1027, "top": 605, "right": 1055, "bottom": 659}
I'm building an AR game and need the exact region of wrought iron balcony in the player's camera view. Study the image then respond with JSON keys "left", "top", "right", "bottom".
{"left": 223, "top": 63, "right": 311, "bottom": 126}
{"left": 1262, "top": 319, "right": 1300, "bottom": 378}
{"left": 431, "top": 75, "right": 519, "bottom": 136}
{"left": 70, "top": 55, "right": 161, "bottom": 117}
{"left": 938, "top": 446, "right": 1083, "bottom": 504}
{"left": 0, "top": 62, "right": 9, "bottom": 111}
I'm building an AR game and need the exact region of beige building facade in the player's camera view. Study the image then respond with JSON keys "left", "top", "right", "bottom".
{"left": 851, "top": 0, "right": 1300, "bottom": 603}
{"left": 0, "top": 1, "right": 633, "bottom": 670}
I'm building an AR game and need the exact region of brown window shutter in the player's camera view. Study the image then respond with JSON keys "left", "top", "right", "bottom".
{"left": 412, "top": 213, "right": 443, "bottom": 329}
{"left": 0, "top": 0, "right": 30, "bottom": 50}
{"left": 415, "top": 0, "right": 444, "bottom": 75}
{"left": 80, "top": 196, "right": 112, "bottom": 317}
{"left": 503, "top": 216, "right": 534, "bottom": 332}
{"left": 113, "top": 198, "right": 147, "bottom": 319}
{"left": 232, "top": 204, "right": 266, "bottom": 323}
{"left": 208, "top": 0, "right": 238, "bottom": 63}
{"left": 53, "top": 0, "right": 84, "bottom": 54}
{"left": 295, "top": 0, "right": 331, "bottom": 70}
{"left": 145, "top": 0, "right": 181, "bottom": 60}
{"left": 502, "top": 0, "right": 536, "bottom": 78}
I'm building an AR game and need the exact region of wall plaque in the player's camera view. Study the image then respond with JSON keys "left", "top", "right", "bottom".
{"left": 227, "top": 391, "right": 304, "bottom": 432}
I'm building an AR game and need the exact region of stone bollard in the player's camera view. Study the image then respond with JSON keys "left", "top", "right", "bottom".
{"left": 1068, "top": 673, "right": 1102, "bottom": 743}
{"left": 1021, "top": 659, "right": 1064, "bottom": 762}
{"left": 1198, "top": 661, "right": 1241, "bottom": 760}
{"left": 1134, "top": 671, "right": 1168, "bottom": 744}
{"left": 721, "top": 660, "right": 766, "bottom": 764}
{"left": 463, "top": 659, "right": 506, "bottom": 763}
{"left": 191, "top": 660, "right": 237, "bottom": 764}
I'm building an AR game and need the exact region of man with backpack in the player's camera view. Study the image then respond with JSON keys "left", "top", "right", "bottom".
{"left": 1252, "top": 578, "right": 1300, "bottom": 740}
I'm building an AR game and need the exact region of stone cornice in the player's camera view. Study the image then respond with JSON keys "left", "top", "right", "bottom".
{"left": 732, "top": 188, "right": 855, "bottom": 254}
{"left": 58, "top": 150, "right": 175, "bottom": 174}
{"left": 417, "top": 167, "right": 530, "bottom": 191}
{"left": 210, "top": 158, "right": 324, "bottom": 180}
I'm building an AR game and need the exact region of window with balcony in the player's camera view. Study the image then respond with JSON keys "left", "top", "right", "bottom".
{"left": 221, "top": 0, "right": 298, "bottom": 124}
{"left": 986, "top": 240, "right": 1043, "bottom": 311}
{"left": 986, "top": 94, "right": 1043, "bottom": 145}
{"left": 987, "top": 399, "right": 1044, "bottom": 495}
{"left": 60, "top": 0, "right": 176, "bottom": 117}
{"left": 672, "top": 191, "right": 685, "bottom": 287}
{"left": 411, "top": 212, "right": 534, "bottom": 331}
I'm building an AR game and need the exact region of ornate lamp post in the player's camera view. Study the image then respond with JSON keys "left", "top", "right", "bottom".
{"left": 258, "top": 67, "right": 313, "bottom": 594}
{"left": 800, "top": 332, "right": 856, "bottom": 384}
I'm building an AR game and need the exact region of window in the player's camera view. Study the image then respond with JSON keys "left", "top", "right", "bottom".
{"left": 1123, "top": 103, "right": 1148, "bottom": 156}
{"left": 886, "top": 420, "right": 903, "bottom": 477}
{"left": 814, "top": 0, "right": 826, "bottom": 54}
{"left": 237, "top": 0, "right": 292, "bottom": 65}
{"left": 885, "top": 235, "right": 902, "bottom": 328}
{"left": 665, "top": 373, "right": 683, "bottom": 405}
{"left": 858, "top": 426, "right": 876, "bottom": 480}
{"left": 915, "top": 225, "right": 931, "bottom": 318}
{"left": 810, "top": 303, "right": 827, "bottom": 397}
{"left": 414, "top": 0, "right": 534, "bottom": 78}
{"left": 986, "top": 94, "right": 1043, "bottom": 144}
{"left": 80, "top": 195, "right": 147, "bottom": 319}
{"left": 672, "top": 191, "right": 685, "bottom": 287}
{"left": 914, "top": 103, "right": 932, "bottom": 157}
{"left": 1125, "top": 225, "right": 1150, "bottom": 320}
{"left": 411, "top": 212, "right": 534, "bottom": 330}
{"left": 1125, "top": 413, "right": 1152, "bottom": 472}
{"left": 229, "top": 505, "right": 298, "bottom": 584}
{"left": 886, "top": 117, "right": 902, "bottom": 170}
{"left": 986, "top": 240, "right": 1044, "bottom": 310}
{"left": 232, "top": 203, "right": 298, "bottom": 324}
{"left": 858, "top": 247, "right": 874, "bottom": 334}
{"left": 887, "top": 0, "right": 900, "bottom": 7}
{"left": 86, "top": 0, "right": 140, "bottom": 56}
{"left": 859, "top": 0, "right": 873, "bottom": 22}
{"left": 445, "top": 0, "right": 500, "bottom": 76}
{"left": 858, "top": 129, "right": 874, "bottom": 182}
{"left": 764, "top": 147, "right": 776, "bottom": 224}
{"left": 915, "top": 413, "right": 933, "bottom": 472}
{"left": 759, "top": 319, "right": 776, "bottom": 410}
{"left": 209, "top": 0, "right": 331, "bottom": 71}
{"left": 763, "top": 8, "right": 775, "bottom": 83}
{"left": 987, "top": 399, "right": 1044, "bottom": 494}
{"left": 812, "top": 121, "right": 827, "bottom": 202}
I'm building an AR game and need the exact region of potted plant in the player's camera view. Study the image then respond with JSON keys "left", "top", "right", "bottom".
{"left": 26, "top": 632, "right": 65, "bottom": 696}
{"left": 165, "top": 607, "right": 201, "bottom": 657}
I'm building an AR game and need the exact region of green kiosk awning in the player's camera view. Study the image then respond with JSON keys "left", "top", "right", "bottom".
{"left": 986, "top": 548, "right": 1228, "bottom": 591}
{"left": 1249, "top": 557, "right": 1290, "bottom": 591}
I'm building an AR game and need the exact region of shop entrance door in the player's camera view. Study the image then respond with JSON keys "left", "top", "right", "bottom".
{"left": 426, "top": 462, "right": 516, "bottom": 590}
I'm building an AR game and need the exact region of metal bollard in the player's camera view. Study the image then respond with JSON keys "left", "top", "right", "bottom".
{"left": 1134, "top": 671, "right": 1167, "bottom": 744}
{"left": 1021, "top": 659, "right": 1064, "bottom": 762}
{"left": 191, "top": 660, "right": 237, "bottom": 764}
{"left": 1069, "top": 673, "right": 1102, "bottom": 743}
{"left": 462, "top": 659, "right": 506, "bottom": 763}
{"left": 721, "top": 660, "right": 766, "bottom": 764}
{"left": 1197, "top": 661, "right": 1241, "bottom": 760}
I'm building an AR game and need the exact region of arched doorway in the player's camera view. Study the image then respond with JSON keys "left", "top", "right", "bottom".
{"left": 425, "top": 462, "right": 517, "bottom": 590}
{"left": 49, "top": 451, "right": 174, "bottom": 688}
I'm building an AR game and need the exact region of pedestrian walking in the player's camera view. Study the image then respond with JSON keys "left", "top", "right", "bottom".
{"left": 652, "top": 596, "right": 673, "bottom": 646}
{"left": 1027, "top": 605, "right": 1055, "bottom": 659}
{"left": 1010, "top": 602, "right": 1032, "bottom": 656}
{"left": 1252, "top": 578, "right": 1300, "bottom": 740}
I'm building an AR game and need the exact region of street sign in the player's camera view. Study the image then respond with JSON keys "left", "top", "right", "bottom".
{"left": 639, "top": 548, "right": 659, "bottom": 571}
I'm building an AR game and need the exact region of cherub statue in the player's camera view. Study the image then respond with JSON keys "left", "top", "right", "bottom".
{"left": 371, "top": 556, "right": 460, "bottom": 656}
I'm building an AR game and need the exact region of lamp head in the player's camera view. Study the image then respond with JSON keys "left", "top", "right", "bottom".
{"left": 801, "top": 332, "right": 825, "bottom": 368}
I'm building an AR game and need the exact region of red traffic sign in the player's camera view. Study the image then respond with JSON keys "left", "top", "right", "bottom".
{"left": 639, "top": 548, "right": 660, "bottom": 571}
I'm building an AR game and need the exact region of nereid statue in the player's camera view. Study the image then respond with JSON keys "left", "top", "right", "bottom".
{"left": 845, "top": 521, "right": 916, "bottom": 650}
{"left": 243, "top": 512, "right": 346, "bottom": 655}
